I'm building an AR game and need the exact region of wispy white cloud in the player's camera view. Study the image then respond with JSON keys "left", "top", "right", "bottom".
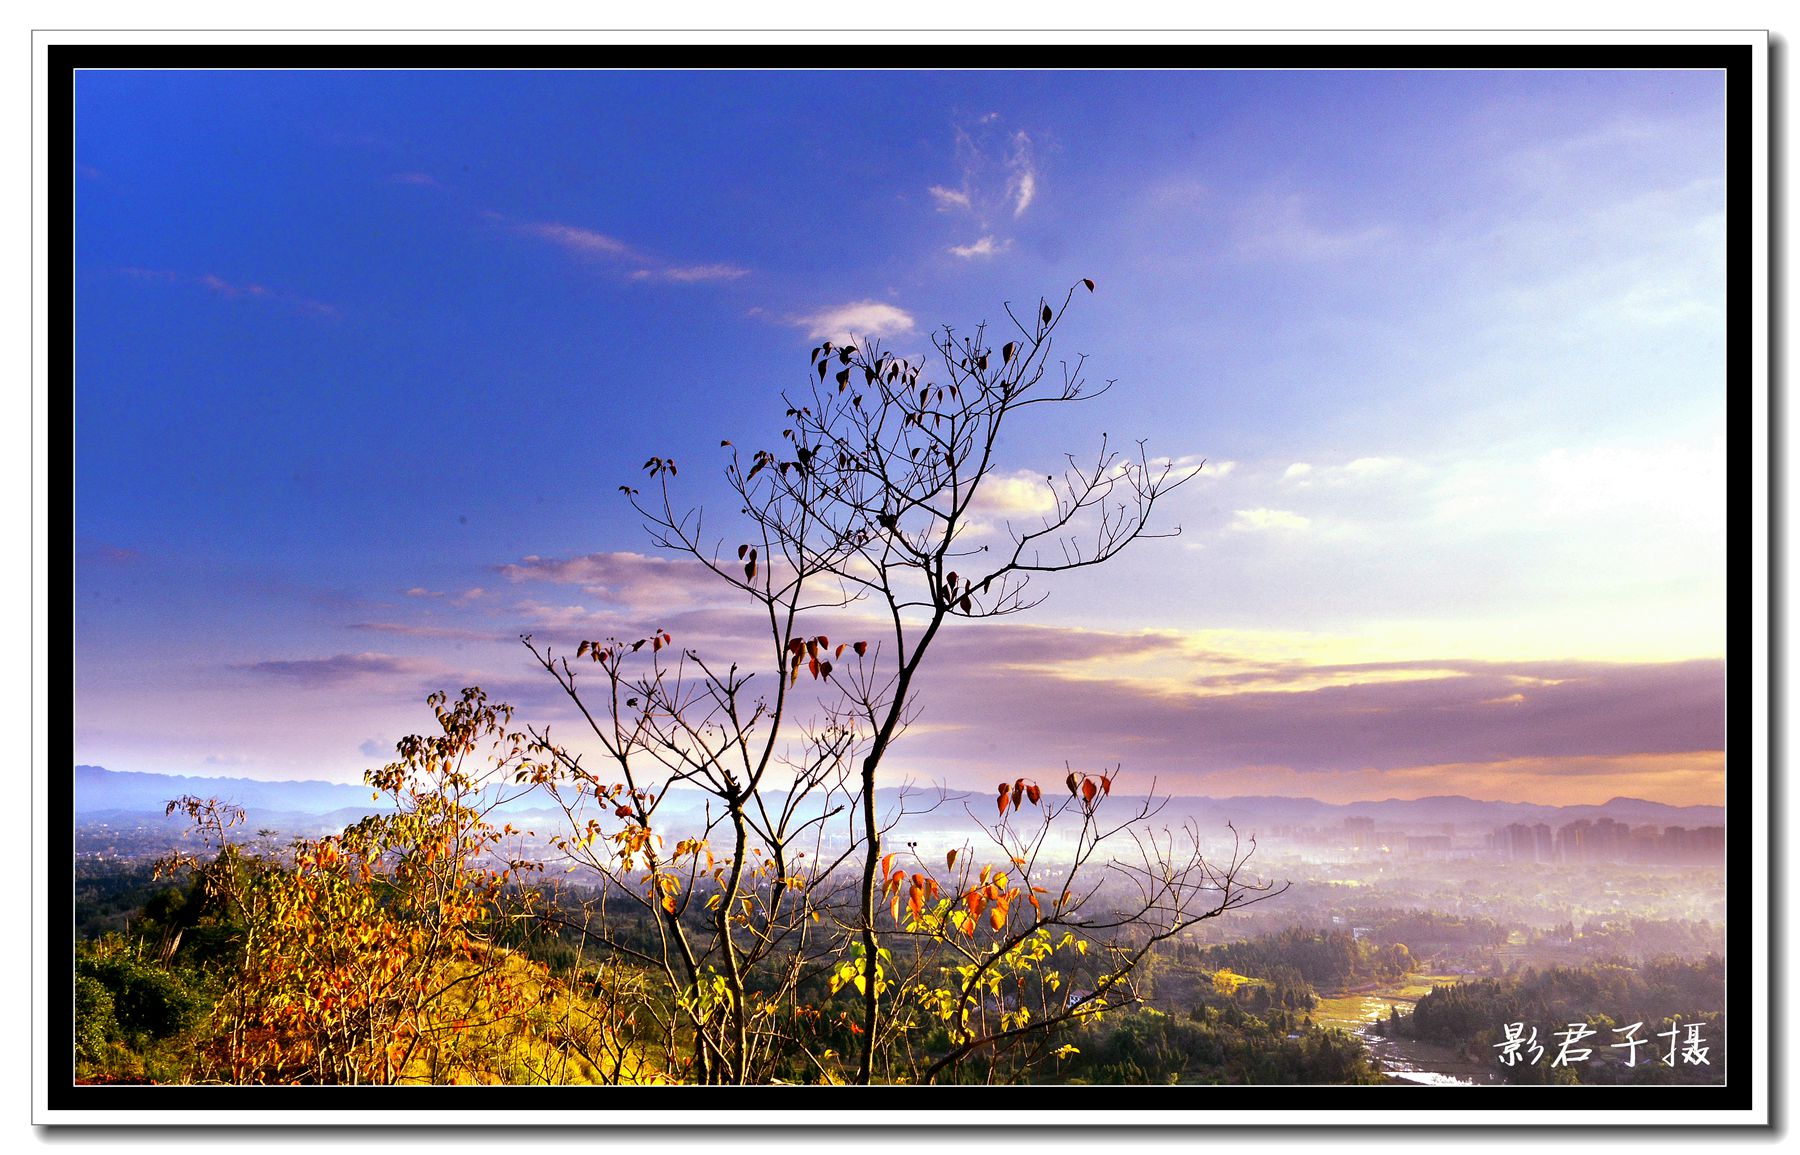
{"left": 793, "top": 300, "right": 916, "bottom": 343}
{"left": 1009, "top": 145, "right": 1037, "bottom": 218}
{"left": 1229, "top": 508, "right": 1311, "bottom": 533}
{"left": 114, "top": 266, "right": 338, "bottom": 318}
{"left": 949, "top": 235, "right": 1008, "bottom": 259}
{"left": 636, "top": 263, "right": 751, "bottom": 283}
{"left": 518, "top": 220, "right": 634, "bottom": 257}
{"left": 1282, "top": 456, "right": 1408, "bottom": 490}
{"left": 509, "top": 599, "right": 625, "bottom": 637}
{"left": 926, "top": 118, "right": 1042, "bottom": 256}
{"left": 199, "top": 273, "right": 269, "bottom": 299}
{"left": 929, "top": 185, "right": 973, "bottom": 211}
{"left": 1343, "top": 456, "right": 1403, "bottom": 478}
{"left": 968, "top": 469, "right": 1060, "bottom": 521}
{"left": 1144, "top": 454, "right": 1227, "bottom": 478}
{"left": 504, "top": 215, "right": 748, "bottom": 286}
{"left": 501, "top": 551, "right": 725, "bottom": 614}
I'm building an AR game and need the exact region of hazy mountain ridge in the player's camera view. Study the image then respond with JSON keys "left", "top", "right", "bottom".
{"left": 73, "top": 764, "right": 1724, "bottom": 833}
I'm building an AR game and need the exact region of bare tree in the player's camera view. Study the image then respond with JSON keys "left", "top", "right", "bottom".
{"left": 524, "top": 283, "right": 1285, "bottom": 1084}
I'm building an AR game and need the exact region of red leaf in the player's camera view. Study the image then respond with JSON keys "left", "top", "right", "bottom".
{"left": 1081, "top": 779, "right": 1098, "bottom": 803}
{"left": 1082, "top": 277, "right": 1096, "bottom": 292}
{"left": 853, "top": 640, "right": 868, "bottom": 656}
{"left": 946, "top": 849, "right": 958, "bottom": 870}
{"left": 997, "top": 793, "right": 1009, "bottom": 816}
{"left": 1100, "top": 775, "right": 1113, "bottom": 796}
{"left": 1026, "top": 784, "right": 1041, "bottom": 805}
{"left": 1066, "top": 772, "right": 1080, "bottom": 795}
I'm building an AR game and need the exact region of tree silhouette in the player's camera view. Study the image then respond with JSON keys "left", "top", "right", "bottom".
{"left": 524, "top": 283, "right": 1286, "bottom": 1084}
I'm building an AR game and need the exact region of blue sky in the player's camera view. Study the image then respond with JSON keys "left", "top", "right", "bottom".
{"left": 74, "top": 67, "right": 1729, "bottom": 804}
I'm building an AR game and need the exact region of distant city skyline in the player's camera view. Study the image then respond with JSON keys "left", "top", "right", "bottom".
{"left": 75, "top": 66, "right": 1730, "bottom": 806}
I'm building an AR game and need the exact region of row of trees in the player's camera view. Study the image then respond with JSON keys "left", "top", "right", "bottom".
{"left": 108, "top": 286, "right": 1287, "bottom": 1085}
{"left": 1196, "top": 927, "right": 1414, "bottom": 990}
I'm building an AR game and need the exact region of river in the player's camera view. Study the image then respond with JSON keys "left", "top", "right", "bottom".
{"left": 1315, "top": 984, "right": 1504, "bottom": 1086}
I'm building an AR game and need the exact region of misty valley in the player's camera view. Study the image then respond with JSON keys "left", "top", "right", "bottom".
{"left": 74, "top": 764, "right": 1725, "bottom": 1087}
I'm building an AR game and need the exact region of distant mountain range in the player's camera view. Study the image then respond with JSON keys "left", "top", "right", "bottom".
{"left": 73, "top": 764, "right": 1725, "bottom": 836}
